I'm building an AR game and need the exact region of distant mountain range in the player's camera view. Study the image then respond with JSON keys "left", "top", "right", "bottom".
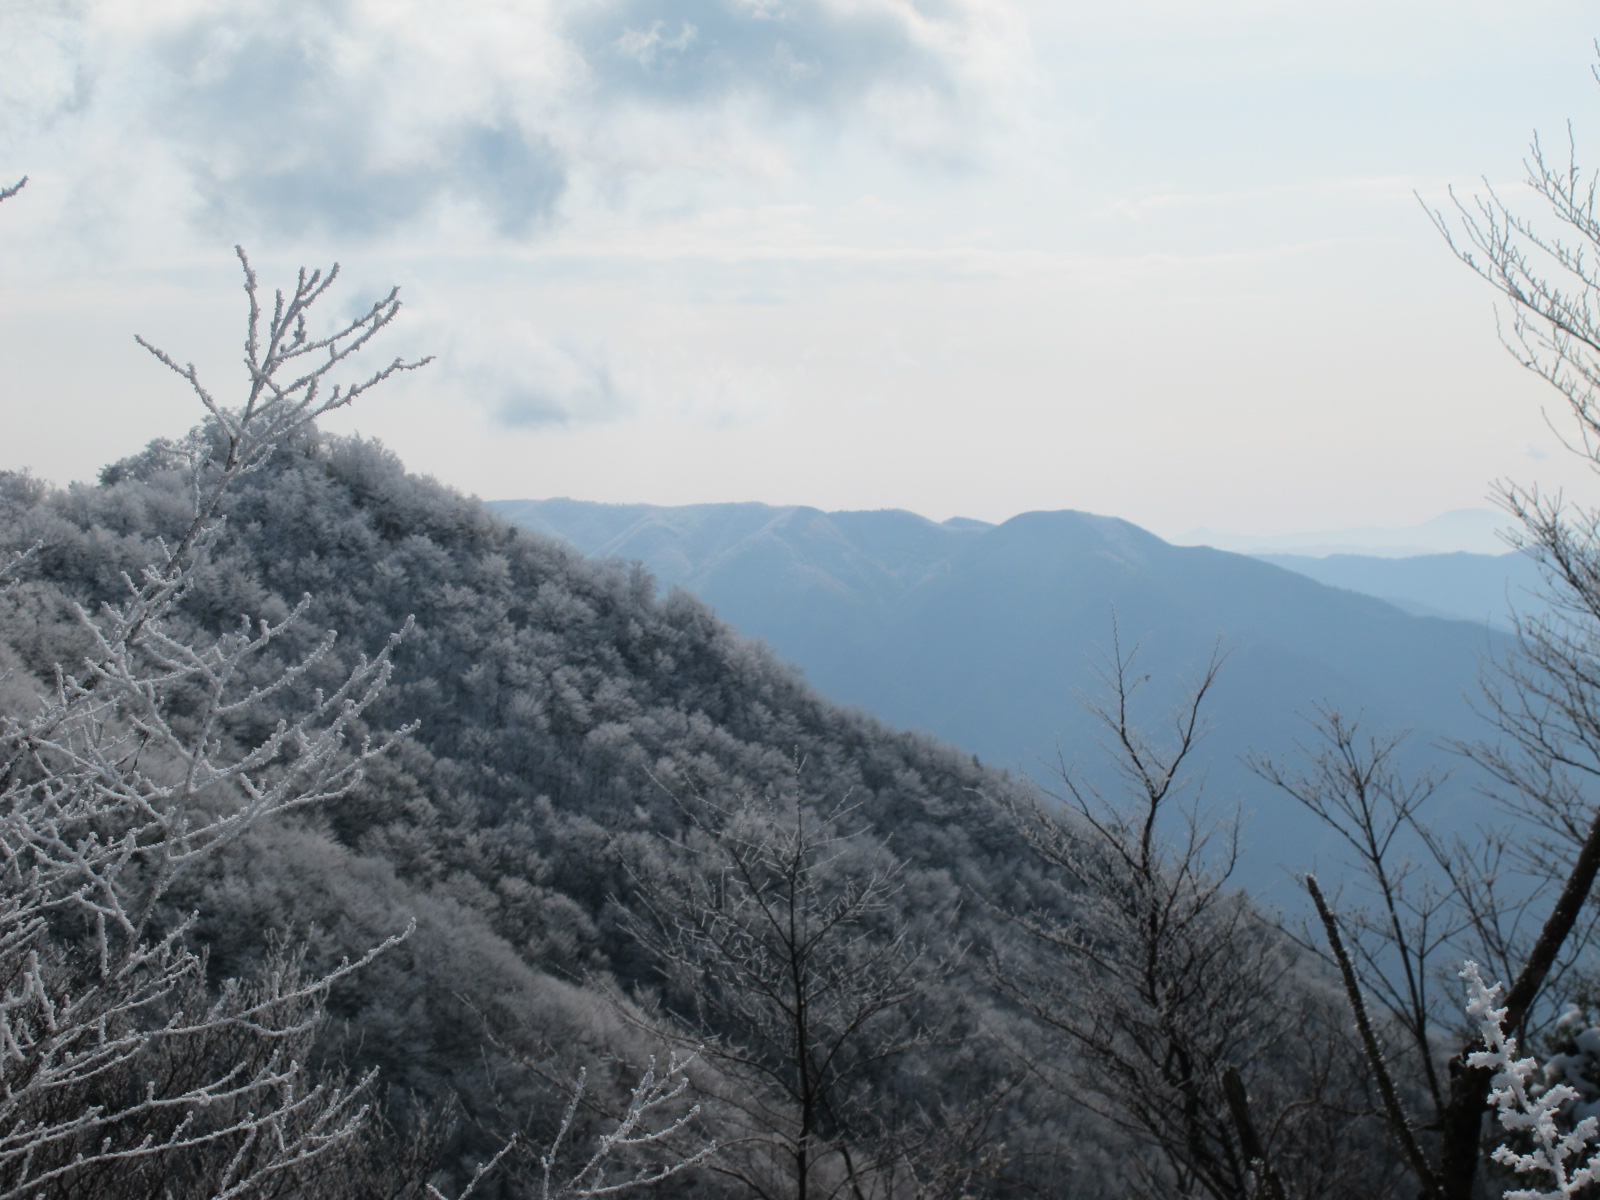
{"left": 490, "top": 498, "right": 1525, "bottom": 889}
{"left": 1256, "top": 549, "right": 1548, "bottom": 632}
{"left": 1174, "top": 506, "right": 1512, "bottom": 557}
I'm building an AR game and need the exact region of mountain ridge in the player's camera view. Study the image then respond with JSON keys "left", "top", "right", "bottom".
{"left": 489, "top": 498, "right": 1513, "bottom": 892}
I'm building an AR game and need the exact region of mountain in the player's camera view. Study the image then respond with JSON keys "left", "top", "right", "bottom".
{"left": 4, "top": 441, "right": 1101, "bottom": 1196}
{"left": 491, "top": 498, "right": 1516, "bottom": 890}
{"left": 1173, "top": 506, "right": 1511, "bottom": 557}
{"left": 1256, "top": 549, "right": 1550, "bottom": 632}
{"left": 0, "top": 437, "right": 1472, "bottom": 1196}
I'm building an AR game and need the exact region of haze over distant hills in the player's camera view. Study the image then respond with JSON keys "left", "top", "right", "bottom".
{"left": 1180, "top": 506, "right": 1549, "bottom": 631}
{"left": 491, "top": 498, "right": 1519, "bottom": 887}
{"left": 1173, "top": 507, "right": 1512, "bottom": 557}
{"left": 1256, "top": 549, "right": 1549, "bottom": 632}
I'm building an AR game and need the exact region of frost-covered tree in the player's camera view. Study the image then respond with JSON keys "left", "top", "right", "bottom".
{"left": 1460, "top": 962, "right": 1600, "bottom": 1200}
{"left": 618, "top": 770, "right": 967, "bottom": 1200}
{"left": 0, "top": 238, "right": 426, "bottom": 1196}
{"left": 0, "top": 186, "right": 713, "bottom": 1196}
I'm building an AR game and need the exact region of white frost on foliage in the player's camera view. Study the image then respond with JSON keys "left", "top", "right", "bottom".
{"left": 1462, "top": 961, "right": 1600, "bottom": 1200}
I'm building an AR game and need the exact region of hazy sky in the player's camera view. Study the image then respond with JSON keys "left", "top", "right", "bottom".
{"left": 5, "top": 0, "right": 1600, "bottom": 540}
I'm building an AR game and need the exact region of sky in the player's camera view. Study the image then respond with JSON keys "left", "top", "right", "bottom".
{"left": 5, "top": 0, "right": 1600, "bottom": 542}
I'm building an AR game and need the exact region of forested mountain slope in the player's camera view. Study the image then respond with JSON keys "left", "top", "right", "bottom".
{"left": 0, "top": 433, "right": 1150, "bottom": 1197}
{"left": 492, "top": 498, "right": 1511, "bottom": 885}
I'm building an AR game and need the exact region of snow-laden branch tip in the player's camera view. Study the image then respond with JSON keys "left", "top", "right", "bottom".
{"left": 426, "top": 1051, "right": 713, "bottom": 1200}
{"left": 1463, "top": 961, "right": 1600, "bottom": 1199}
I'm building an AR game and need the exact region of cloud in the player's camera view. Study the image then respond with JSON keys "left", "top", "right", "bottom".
{"left": 568, "top": 0, "right": 935, "bottom": 110}
{"left": 408, "top": 300, "right": 789, "bottom": 432}
{"left": 147, "top": 3, "right": 570, "bottom": 239}
{"left": 435, "top": 319, "right": 634, "bottom": 428}
{"left": 0, "top": 5, "right": 89, "bottom": 142}
{"left": 2, "top": 0, "right": 1026, "bottom": 248}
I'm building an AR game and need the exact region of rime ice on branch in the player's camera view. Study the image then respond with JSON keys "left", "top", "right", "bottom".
{"left": 0, "top": 246, "right": 421, "bottom": 1197}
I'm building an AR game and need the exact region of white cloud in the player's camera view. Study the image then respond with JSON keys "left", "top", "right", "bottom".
{"left": 406, "top": 304, "right": 786, "bottom": 432}
{"left": 613, "top": 21, "right": 700, "bottom": 67}
{"left": 0, "top": 0, "right": 1029, "bottom": 252}
{"left": 422, "top": 317, "right": 632, "bottom": 428}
